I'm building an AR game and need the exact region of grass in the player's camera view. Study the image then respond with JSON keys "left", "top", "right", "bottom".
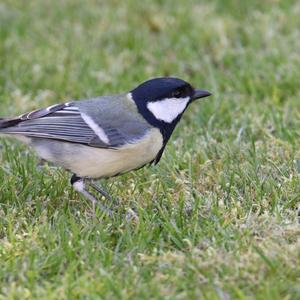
{"left": 1, "top": 0, "right": 300, "bottom": 298}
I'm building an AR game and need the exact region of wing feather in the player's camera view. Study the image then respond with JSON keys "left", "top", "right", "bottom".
{"left": 0, "top": 95, "right": 151, "bottom": 149}
{"left": 0, "top": 103, "right": 111, "bottom": 147}
{"left": 0, "top": 98, "right": 151, "bottom": 149}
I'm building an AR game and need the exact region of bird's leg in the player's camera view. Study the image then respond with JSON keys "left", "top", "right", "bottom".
{"left": 71, "top": 174, "right": 113, "bottom": 216}
{"left": 89, "top": 181, "right": 114, "bottom": 202}
{"left": 89, "top": 181, "right": 138, "bottom": 221}
{"left": 71, "top": 175, "right": 138, "bottom": 221}
{"left": 89, "top": 181, "right": 121, "bottom": 209}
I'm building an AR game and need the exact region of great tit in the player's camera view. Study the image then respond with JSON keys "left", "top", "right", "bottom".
{"left": 0, "top": 77, "right": 211, "bottom": 210}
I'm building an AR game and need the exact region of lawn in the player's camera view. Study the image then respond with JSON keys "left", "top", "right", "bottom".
{"left": 0, "top": 0, "right": 300, "bottom": 299}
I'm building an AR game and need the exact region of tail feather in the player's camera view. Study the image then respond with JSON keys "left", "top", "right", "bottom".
{"left": 0, "top": 118, "right": 6, "bottom": 129}
{"left": 0, "top": 117, "right": 21, "bottom": 130}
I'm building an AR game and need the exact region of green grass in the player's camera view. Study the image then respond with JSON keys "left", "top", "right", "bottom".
{"left": 1, "top": 0, "right": 300, "bottom": 299}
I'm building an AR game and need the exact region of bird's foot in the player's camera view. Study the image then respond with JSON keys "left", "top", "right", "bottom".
{"left": 125, "top": 207, "right": 139, "bottom": 223}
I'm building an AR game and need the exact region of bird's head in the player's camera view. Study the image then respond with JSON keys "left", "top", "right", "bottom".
{"left": 130, "top": 77, "right": 211, "bottom": 139}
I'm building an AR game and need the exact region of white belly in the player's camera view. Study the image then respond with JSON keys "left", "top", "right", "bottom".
{"left": 32, "top": 128, "right": 163, "bottom": 178}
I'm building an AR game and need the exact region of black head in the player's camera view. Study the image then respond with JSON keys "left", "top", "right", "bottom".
{"left": 131, "top": 77, "right": 210, "bottom": 130}
{"left": 131, "top": 77, "right": 210, "bottom": 105}
{"left": 130, "top": 77, "right": 211, "bottom": 164}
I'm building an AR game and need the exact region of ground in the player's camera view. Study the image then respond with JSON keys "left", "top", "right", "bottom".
{"left": 0, "top": 0, "right": 300, "bottom": 299}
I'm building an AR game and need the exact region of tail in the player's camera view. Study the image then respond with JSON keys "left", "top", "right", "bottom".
{"left": 0, "top": 118, "right": 9, "bottom": 129}
{"left": 0, "top": 118, "right": 6, "bottom": 129}
{"left": 0, "top": 117, "right": 20, "bottom": 130}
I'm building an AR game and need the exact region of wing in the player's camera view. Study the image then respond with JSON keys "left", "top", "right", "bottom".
{"left": 0, "top": 96, "right": 151, "bottom": 149}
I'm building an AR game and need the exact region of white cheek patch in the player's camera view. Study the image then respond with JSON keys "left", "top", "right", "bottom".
{"left": 80, "top": 112, "right": 110, "bottom": 144}
{"left": 147, "top": 97, "right": 189, "bottom": 123}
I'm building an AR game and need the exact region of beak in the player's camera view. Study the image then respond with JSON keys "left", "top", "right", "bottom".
{"left": 192, "top": 89, "right": 211, "bottom": 101}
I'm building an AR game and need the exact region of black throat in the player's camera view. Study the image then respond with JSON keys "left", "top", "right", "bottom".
{"left": 131, "top": 92, "right": 187, "bottom": 164}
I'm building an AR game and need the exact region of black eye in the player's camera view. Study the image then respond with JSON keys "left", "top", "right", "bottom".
{"left": 171, "top": 90, "right": 182, "bottom": 98}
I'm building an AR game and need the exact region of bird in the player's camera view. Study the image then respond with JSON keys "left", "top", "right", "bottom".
{"left": 0, "top": 77, "right": 211, "bottom": 212}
